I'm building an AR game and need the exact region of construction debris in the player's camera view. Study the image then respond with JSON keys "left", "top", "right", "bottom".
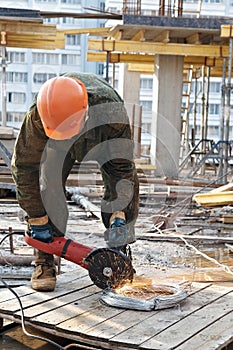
{"left": 193, "top": 182, "right": 233, "bottom": 207}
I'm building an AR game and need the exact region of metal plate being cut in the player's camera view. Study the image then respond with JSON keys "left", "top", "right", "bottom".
{"left": 85, "top": 248, "right": 134, "bottom": 290}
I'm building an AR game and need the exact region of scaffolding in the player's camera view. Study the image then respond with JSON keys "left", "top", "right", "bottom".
{"left": 179, "top": 43, "right": 233, "bottom": 184}
{"left": 123, "top": 0, "right": 141, "bottom": 15}
{"left": 122, "top": 0, "right": 202, "bottom": 17}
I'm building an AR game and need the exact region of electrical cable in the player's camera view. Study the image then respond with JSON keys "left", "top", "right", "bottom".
{"left": 0, "top": 231, "right": 24, "bottom": 246}
{"left": 0, "top": 231, "right": 84, "bottom": 350}
{"left": 1, "top": 169, "right": 232, "bottom": 349}
{"left": 0, "top": 276, "right": 65, "bottom": 350}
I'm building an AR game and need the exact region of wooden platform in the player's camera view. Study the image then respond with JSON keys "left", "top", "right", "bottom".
{"left": 0, "top": 268, "right": 233, "bottom": 350}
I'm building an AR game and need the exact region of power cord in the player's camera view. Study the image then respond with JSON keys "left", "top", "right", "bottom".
{"left": 0, "top": 231, "right": 86, "bottom": 350}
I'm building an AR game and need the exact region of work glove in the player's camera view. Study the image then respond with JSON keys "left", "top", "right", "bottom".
{"left": 106, "top": 215, "right": 129, "bottom": 248}
{"left": 27, "top": 215, "right": 54, "bottom": 243}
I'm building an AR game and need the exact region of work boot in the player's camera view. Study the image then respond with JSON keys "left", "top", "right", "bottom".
{"left": 31, "top": 250, "right": 56, "bottom": 292}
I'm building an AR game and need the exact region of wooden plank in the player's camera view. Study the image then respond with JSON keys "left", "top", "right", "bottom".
{"left": 66, "top": 173, "right": 103, "bottom": 186}
{"left": 175, "top": 311, "right": 233, "bottom": 350}
{"left": 209, "top": 182, "right": 233, "bottom": 193}
{"left": 33, "top": 288, "right": 102, "bottom": 327}
{"left": 54, "top": 297, "right": 125, "bottom": 333}
{"left": 0, "top": 285, "right": 33, "bottom": 304}
{"left": 81, "top": 283, "right": 202, "bottom": 341}
{"left": 219, "top": 215, "right": 233, "bottom": 224}
{"left": 0, "top": 21, "right": 56, "bottom": 35}
{"left": 105, "top": 284, "right": 232, "bottom": 348}
{"left": 15, "top": 283, "right": 99, "bottom": 321}
{"left": 193, "top": 191, "right": 233, "bottom": 206}
{"left": 6, "top": 40, "right": 63, "bottom": 50}
{"left": 221, "top": 24, "right": 233, "bottom": 38}
{"left": 152, "top": 30, "right": 170, "bottom": 43}
{"left": 88, "top": 39, "right": 229, "bottom": 58}
{"left": 0, "top": 269, "right": 89, "bottom": 314}
{"left": 56, "top": 268, "right": 89, "bottom": 285}
{"left": 71, "top": 283, "right": 209, "bottom": 343}
{"left": 131, "top": 29, "right": 145, "bottom": 42}
{"left": 58, "top": 27, "right": 110, "bottom": 36}
{"left": 87, "top": 51, "right": 227, "bottom": 69}
{"left": 139, "top": 289, "right": 233, "bottom": 349}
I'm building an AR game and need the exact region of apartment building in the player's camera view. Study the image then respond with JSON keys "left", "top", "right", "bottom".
{"left": 0, "top": 0, "right": 105, "bottom": 129}
{"left": 105, "top": 0, "right": 233, "bottom": 151}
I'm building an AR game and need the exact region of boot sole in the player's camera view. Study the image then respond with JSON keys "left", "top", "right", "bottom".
{"left": 31, "top": 278, "right": 56, "bottom": 292}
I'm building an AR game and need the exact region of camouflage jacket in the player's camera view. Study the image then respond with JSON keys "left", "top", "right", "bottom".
{"left": 11, "top": 72, "right": 139, "bottom": 240}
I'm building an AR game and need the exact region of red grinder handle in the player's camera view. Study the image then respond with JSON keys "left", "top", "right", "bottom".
{"left": 25, "top": 234, "right": 94, "bottom": 270}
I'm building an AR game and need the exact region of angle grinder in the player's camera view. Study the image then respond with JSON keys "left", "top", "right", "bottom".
{"left": 25, "top": 234, "right": 134, "bottom": 290}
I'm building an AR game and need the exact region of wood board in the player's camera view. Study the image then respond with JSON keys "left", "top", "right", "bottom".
{"left": 0, "top": 269, "right": 233, "bottom": 350}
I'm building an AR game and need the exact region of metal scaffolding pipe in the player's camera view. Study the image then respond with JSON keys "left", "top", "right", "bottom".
{"left": 217, "top": 57, "right": 227, "bottom": 182}
{"left": 204, "top": 66, "right": 211, "bottom": 141}
{"left": 223, "top": 37, "right": 233, "bottom": 183}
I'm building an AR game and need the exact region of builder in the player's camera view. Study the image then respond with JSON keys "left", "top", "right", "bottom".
{"left": 11, "top": 72, "right": 139, "bottom": 292}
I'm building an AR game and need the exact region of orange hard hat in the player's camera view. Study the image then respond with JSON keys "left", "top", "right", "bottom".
{"left": 37, "top": 76, "right": 88, "bottom": 140}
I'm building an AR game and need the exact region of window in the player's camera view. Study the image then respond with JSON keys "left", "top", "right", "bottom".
{"left": 209, "top": 104, "right": 220, "bottom": 115}
{"left": 140, "top": 78, "right": 153, "bottom": 90}
{"left": 100, "top": 2, "right": 105, "bottom": 11}
{"left": 208, "top": 126, "right": 219, "bottom": 138}
{"left": 109, "top": 78, "right": 118, "bottom": 90}
{"left": 190, "top": 81, "right": 203, "bottom": 94}
{"left": 140, "top": 101, "right": 152, "bottom": 112}
{"left": 32, "top": 93, "right": 37, "bottom": 102}
{"left": 8, "top": 92, "right": 26, "bottom": 104}
{"left": 195, "top": 103, "right": 202, "bottom": 114}
{"left": 6, "top": 114, "right": 13, "bottom": 122}
{"left": 66, "top": 34, "right": 81, "bottom": 46}
{"left": 61, "top": 54, "right": 79, "bottom": 65}
{"left": 33, "top": 53, "right": 45, "bottom": 64}
{"left": 35, "top": 0, "right": 56, "bottom": 2}
{"left": 61, "top": 0, "right": 81, "bottom": 3}
{"left": 97, "top": 63, "right": 104, "bottom": 76}
{"left": 7, "top": 112, "right": 24, "bottom": 123}
{"left": 6, "top": 72, "right": 28, "bottom": 83}
{"left": 203, "top": 0, "right": 221, "bottom": 3}
{"left": 142, "top": 123, "right": 151, "bottom": 133}
{"left": 46, "top": 54, "right": 59, "bottom": 65}
{"left": 8, "top": 51, "right": 26, "bottom": 63}
{"left": 183, "top": 0, "right": 200, "bottom": 2}
{"left": 230, "top": 126, "right": 233, "bottom": 138}
{"left": 62, "top": 17, "right": 77, "bottom": 25}
{"left": 44, "top": 18, "right": 58, "bottom": 24}
{"left": 209, "top": 82, "right": 221, "bottom": 93}
{"left": 196, "top": 103, "right": 220, "bottom": 115}
{"left": 33, "top": 73, "right": 56, "bottom": 84}
{"left": 32, "top": 53, "right": 59, "bottom": 65}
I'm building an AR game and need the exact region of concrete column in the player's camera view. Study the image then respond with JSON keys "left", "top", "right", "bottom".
{"left": 118, "top": 63, "right": 140, "bottom": 108}
{"left": 150, "top": 55, "right": 184, "bottom": 177}
{"left": 118, "top": 63, "right": 141, "bottom": 157}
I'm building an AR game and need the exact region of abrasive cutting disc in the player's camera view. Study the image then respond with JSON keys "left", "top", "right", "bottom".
{"left": 85, "top": 248, "right": 134, "bottom": 290}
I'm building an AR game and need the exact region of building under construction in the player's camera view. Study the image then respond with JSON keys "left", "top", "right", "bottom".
{"left": 0, "top": 2, "right": 233, "bottom": 349}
